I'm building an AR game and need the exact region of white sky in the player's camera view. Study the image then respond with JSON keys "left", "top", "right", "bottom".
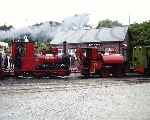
{"left": 0, "top": 0, "right": 150, "bottom": 28}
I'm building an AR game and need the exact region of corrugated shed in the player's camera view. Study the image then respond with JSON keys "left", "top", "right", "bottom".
{"left": 51, "top": 26, "right": 128, "bottom": 44}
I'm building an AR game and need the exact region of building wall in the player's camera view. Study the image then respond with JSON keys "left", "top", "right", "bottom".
{"left": 52, "top": 41, "right": 128, "bottom": 57}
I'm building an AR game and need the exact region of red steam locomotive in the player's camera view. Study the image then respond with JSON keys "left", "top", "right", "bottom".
{"left": 0, "top": 39, "right": 127, "bottom": 79}
{"left": 75, "top": 47, "right": 127, "bottom": 77}
{"left": 0, "top": 40, "right": 71, "bottom": 78}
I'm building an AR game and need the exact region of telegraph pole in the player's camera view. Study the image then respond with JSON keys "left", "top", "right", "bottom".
{"left": 129, "top": 15, "right": 131, "bottom": 25}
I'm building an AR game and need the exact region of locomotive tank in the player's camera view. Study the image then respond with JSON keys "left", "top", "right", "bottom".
{"left": 37, "top": 55, "right": 63, "bottom": 64}
{"left": 101, "top": 53, "right": 127, "bottom": 77}
{"left": 102, "top": 54, "right": 126, "bottom": 64}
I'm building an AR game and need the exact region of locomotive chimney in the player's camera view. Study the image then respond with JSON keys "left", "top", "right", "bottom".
{"left": 63, "top": 41, "right": 67, "bottom": 55}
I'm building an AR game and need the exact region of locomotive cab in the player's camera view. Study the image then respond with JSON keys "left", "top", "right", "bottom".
{"left": 76, "top": 47, "right": 104, "bottom": 77}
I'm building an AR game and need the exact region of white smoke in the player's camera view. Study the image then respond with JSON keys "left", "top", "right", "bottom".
{"left": 0, "top": 14, "right": 90, "bottom": 41}
{"left": 57, "top": 13, "right": 89, "bottom": 31}
{"left": 0, "top": 22, "right": 59, "bottom": 40}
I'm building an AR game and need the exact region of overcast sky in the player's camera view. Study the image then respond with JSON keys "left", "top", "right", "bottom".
{"left": 0, "top": 0, "right": 150, "bottom": 28}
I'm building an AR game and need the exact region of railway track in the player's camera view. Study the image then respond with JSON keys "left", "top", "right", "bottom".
{"left": 1, "top": 77, "right": 150, "bottom": 94}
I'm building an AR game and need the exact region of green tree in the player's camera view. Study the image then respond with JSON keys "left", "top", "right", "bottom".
{"left": 127, "top": 21, "right": 150, "bottom": 63}
{"left": 0, "top": 24, "right": 13, "bottom": 31}
{"left": 36, "top": 41, "right": 52, "bottom": 54}
{"left": 128, "top": 21, "right": 150, "bottom": 46}
{"left": 96, "top": 19, "right": 123, "bottom": 28}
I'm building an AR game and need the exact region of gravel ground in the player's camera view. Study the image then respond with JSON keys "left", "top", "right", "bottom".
{"left": 0, "top": 77, "right": 150, "bottom": 120}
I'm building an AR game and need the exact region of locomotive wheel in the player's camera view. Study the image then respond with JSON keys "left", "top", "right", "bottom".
{"left": 0, "top": 70, "right": 4, "bottom": 80}
{"left": 33, "top": 71, "right": 48, "bottom": 78}
{"left": 14, "top": 71, "right": 21, "bottom": 79}
{"left": 101, "top": 69, "right": 110, "bottom": 78}
{"left": 112, "top": 65, "right": 125, "bottom": 77}
{"left": 82, "top": 69, "right": 90, "bottom": 78}
{"left": 33, "top": 73, "right": 42, "bottom": 78}
{"left": 22, "top": 72, "right": 33, "bottom": 78}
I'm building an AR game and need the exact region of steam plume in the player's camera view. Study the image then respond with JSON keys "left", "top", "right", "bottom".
{"left": 0, "top": 14, "right": 89, "bottom": 41}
